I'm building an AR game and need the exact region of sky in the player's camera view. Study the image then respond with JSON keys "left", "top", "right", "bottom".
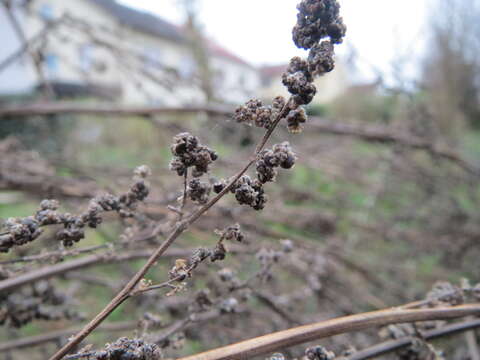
{"left": 120, "top": 0, "right": 431, "bottom": 83}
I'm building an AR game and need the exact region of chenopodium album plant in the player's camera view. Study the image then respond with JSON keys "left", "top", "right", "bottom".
{"left": 0, "top": 1, "right": 347, "bottom": 359}
{"left": 171, "top": 0, "right": 346, "bottom": 211}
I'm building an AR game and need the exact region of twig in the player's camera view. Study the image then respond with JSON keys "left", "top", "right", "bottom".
{"left": 310, "top": 120, "right": 478, "bottom": 175}
{"left": 0, "top": 102, "right": 231, "bottom": 118}
{"left": 0, "top": 17, "right": 63, "bottom": 73}
{"left": 0, "top": 321, "right": 136, "bottom": 352}
{"left": 0, "top": 244, "right": 108, "bottom": 265}
{"left": 344, "top": 318, "right": 480, "bottom": 360}
{"left": 0, "top": 248, "right": 206, "bottom": 293}
{"left": 177, "top": 304, "right": 480, "bottom": 360}
{"left": 2, "top": 2, "right": 55, "bottom": 98}
{"left": 465, "top": 316, "right": 480, "bottom": 360}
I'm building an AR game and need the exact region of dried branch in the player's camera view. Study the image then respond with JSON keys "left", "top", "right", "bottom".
{"left": 0, "top": 321, "right": 136, "bottom": 352}
{"left": 344, "top": 318, "right": 480, "bottom": 360}
{"left": 1, "top": 2, "right": 54, "bottom": 98}
{"left": 177, "top": 304, "right": 480, "bottom": 360}
{"left": 0, "top": 102, "right": 231, "bottom": 118}
{"left": 0, "top": 247, "right": 245, "bottom": 293}
{"left": 0, "top": 16, "right": 63, "bottom": 73}
{"left": 310, "top": 120, "right": 479, "bottom": 175}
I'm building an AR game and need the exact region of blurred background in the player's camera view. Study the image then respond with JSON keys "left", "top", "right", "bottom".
{"left": 1, "top": 0, "right": 480, "bottom": 359}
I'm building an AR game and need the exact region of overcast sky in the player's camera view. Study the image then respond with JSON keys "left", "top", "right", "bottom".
{"left": 120, "top": 0, "right": 431, "bottom": 83}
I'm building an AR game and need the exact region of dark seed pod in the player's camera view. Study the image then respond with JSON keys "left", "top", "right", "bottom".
{"left": 169, "top": 133, "right": 218, "bottom": 178}
{"left": 305, "top": 345, "right": 336, "bottom": 360}
{"left": 286, "top": 107, "right": 307, "bottom": 133}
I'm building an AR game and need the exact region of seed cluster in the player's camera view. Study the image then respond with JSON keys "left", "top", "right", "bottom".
{"left": 282, "top": 57, "right": 317, "bottom": 106}
{"left": 293, "top": 0, "right": 346, "bottom": 49}
{"left": 285, "top": 107, "right": 308, "bottom": 133}
{"left": 219, "top": 224, "right": 245, "bottom": 243}
{"left": 186, "top": 179, "right": 211, "bottom": 204}
{"left": 425, "top": 280, "right": 480, "bottom": 306}
{"left": 308, "top": 40, "right": 335, "bottom": 76}
{"left": 256, "top": 142, "right": 297, "bottom": 184}
{"left": 85, "top": 337, "right": 161, "bottom": 360}
{"left": 0, "top": 280, "right": 80, "bottom": 328}
{"left": 169, "top": 225, "right": 245, "bottom": 281}
{"left": 280, "top": 0, "right": 346, "bottom": 131}
{"left": 212, "top": 144, "right": 295, "bottom": 211}
{"left": 169, "top": 133, "right": 218, "bottom": 178}
{"left": 231, "top": 176, "right": 267, "bottom": 211}
{"left": 0, "top": 166, "right": 150, "bottom": 252}
{"left": 305, "top": 346, "right": 336, "bottom": 360}
{"left": 427, "top": 281, "right": 465, "bottom": 306}
{"left": 234, "top": 96, "right": 286, "bottom": 129}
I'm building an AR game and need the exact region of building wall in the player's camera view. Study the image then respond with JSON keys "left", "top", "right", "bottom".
{"left": 1, "top": 0, "right": 346, "bottom": 106}
{"left": 211, "top": 56, "right": 261, "bottom": 104}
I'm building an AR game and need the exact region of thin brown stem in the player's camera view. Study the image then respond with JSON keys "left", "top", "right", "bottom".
{"left": 178, "top": 170, "right": 189, "bottom": 220}
{"left": 177, "top": 304, "right": 480, "bottom": 360}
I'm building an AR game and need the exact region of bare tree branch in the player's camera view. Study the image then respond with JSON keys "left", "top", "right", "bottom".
{"left": 177, "top": 304, "right": 480, "bottom": 360}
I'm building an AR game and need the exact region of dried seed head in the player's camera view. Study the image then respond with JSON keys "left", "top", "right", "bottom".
{"left": 169, "top": 258, "right": 189, "bottom": 281}
{"left": 220, "top": 224, "right": 245, "bottom": 242}
{"left": 169, "top": 133, "right": 217, "bottom": 178}
{"left": 256, "top": 143, "right": 297, "bottom": 184}
{"left": 282, "top": 57, "right": 316, "bottom": 106}
{"left": 187, "top": 179, "right": 211, "bottom": 204}
{"left": 256, "top": 157, "right": 278, "bottom": 183}
{"left": 305, "top": 345, "right": 336, "bottom": 360}
{"left": 427, "top": 282, "right": 465, "bottom": 305}
{"left": 91, "top": 337, "right": 162, "bottom": 360}
{"left": 308, "top": 40, "right": 335, "bottom": 76}
{"left": 234, "top": 99, "right": 275, "bottom": 129}
{"left": 286, "top": 107, "right": 308, "bottom": 133}
{"left": 293, "top": 0, "right": 346, "bottom": 50}
{"left": 281, "top": 239, "right": 294, "bottom": 253}
{"left": 133, "top": 165, "right": 151, "bottom": 179}
{"left": 210, "top": 241, "right": 227, "bottom": 262}
{"left": 218, "top": 268, "right": 235, "bottom": 282}
{"left": 273, "top": 142, "right": 297, "bottom": 169}
{"left": 220, "top": 297, "right": 239, "bottom": 313}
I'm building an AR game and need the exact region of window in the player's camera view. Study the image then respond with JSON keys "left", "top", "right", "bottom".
{"left": 178, "top": 56, "right": 196, "bottom": 79}
{"left": 143, "top": 48, "right": 162, "bottom": 69}
{"left": 44, "top": 53, "right": 58, "bottom": 77}
{"left": 39, "top": 3, "right": 54, "bottom": 21}
{"left": 79, "top": 45, "right": 93, "bottom": 72}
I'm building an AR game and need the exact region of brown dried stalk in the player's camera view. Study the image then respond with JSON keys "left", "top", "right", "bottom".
{"left": 0, "top": 245, "right": 248, "bottom": 293}
{"left": 178, "top": 304, "right": 480, "bottom": 360}
{"left": 0, "top": 321, "right": 136, "bottom": 353}
{"left": 344, "top": 318, "right": 480, "bottom": 360}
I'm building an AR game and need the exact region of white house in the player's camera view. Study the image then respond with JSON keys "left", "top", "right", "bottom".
{"left": 0, "top": 0, "right": 262, "bottom": 106}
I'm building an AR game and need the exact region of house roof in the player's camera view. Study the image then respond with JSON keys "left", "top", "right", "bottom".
{"left": 207, "top": 40, "right": 253, "bottom": 68}
{"left": 260, "top": 64, "right": 287, "bottom": 78}
{"left": 260, "top": 64, "right": 288, "bottom": 81}
{"left": 89, "top": 0, "right": 186, "bottom": 43}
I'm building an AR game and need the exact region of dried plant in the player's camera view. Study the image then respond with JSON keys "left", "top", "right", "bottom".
{"left": 1, "top": 1, "right": 480, "bottom": 360}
